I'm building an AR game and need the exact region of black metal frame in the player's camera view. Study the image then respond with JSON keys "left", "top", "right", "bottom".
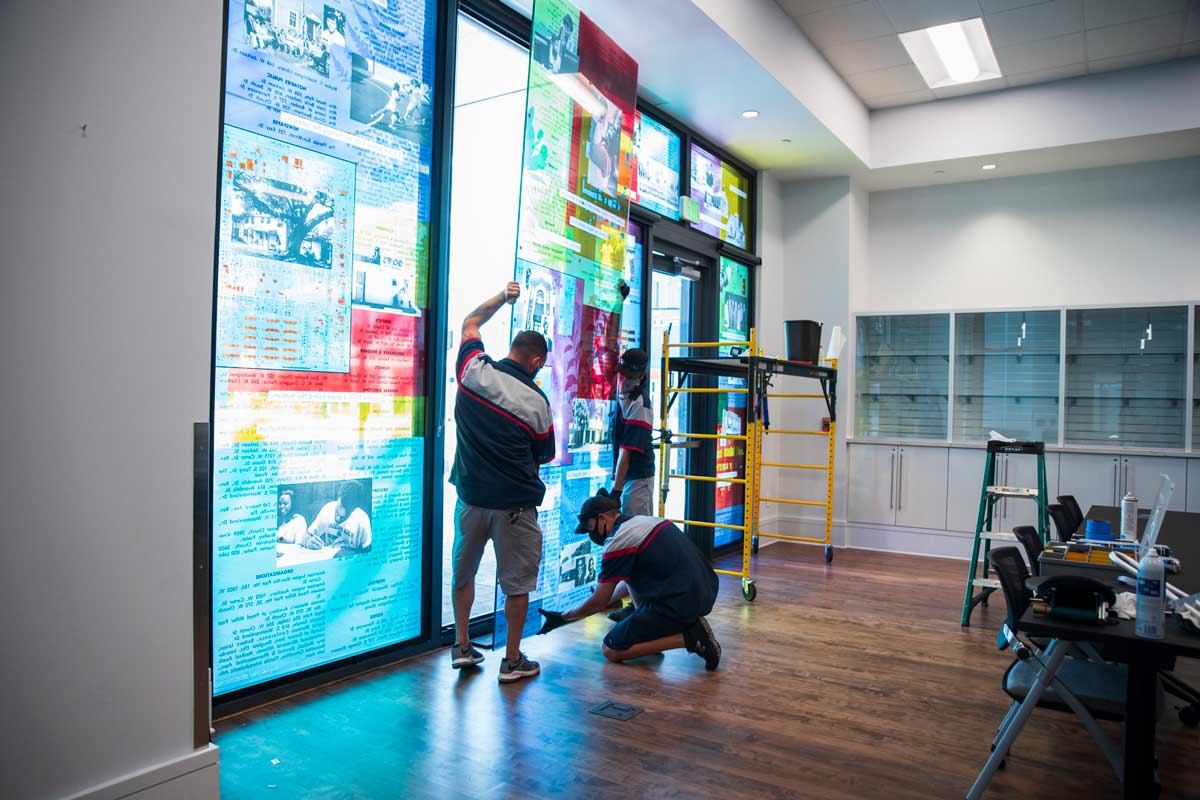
{"left": 211, "top": 0, "right": 460, "bottom": 717}
{"left": 209, "top": 0, "right": 766, "bottom": 714}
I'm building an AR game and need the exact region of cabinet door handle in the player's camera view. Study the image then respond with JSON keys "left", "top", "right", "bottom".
{"left": 897, "top": 449, "right": 904, "bottom": 511}
{"left": 1113, "top": 459, "right": 1119, "bottom": 504}
{"left": 1123, "top": 460, "right": 1129, "bottom": 496}
{"left": 889, "top": 450, "right": 895, "bottom": 509}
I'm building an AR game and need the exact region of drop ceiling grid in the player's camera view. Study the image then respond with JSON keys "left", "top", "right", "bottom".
{"left": 777, "top": 0, "right": 1200, "bottom": 107}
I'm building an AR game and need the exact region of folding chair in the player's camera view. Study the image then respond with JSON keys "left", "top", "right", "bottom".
{"left": 966, "top": 547, "right": 1132, "bottom": 800}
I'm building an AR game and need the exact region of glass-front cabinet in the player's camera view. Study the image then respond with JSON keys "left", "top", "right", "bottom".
{"left": 855, "top": 304, "right": 1198, "bottom": 453}
{"left": 855, "top": 314, "right": 950, "bottom": 440}
{"left": 953, "top": 310, "right": 1060, "bottom": 443}
{"left": 1064, "top": 306, "right": 1188, "bottom": 450}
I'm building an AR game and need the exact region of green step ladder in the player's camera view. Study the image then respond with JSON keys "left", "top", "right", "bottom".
{"left": 960, "top": 440, "right": 1049, "bottom": 626}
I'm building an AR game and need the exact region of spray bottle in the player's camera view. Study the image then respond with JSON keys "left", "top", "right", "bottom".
{"left": 1121, "top": 489, "right": 1138, "bottom": 540}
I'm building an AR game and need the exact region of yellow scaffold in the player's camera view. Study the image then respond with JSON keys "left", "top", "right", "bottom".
{"left": 656, "top": 327, "right": 838, "bottom": 601}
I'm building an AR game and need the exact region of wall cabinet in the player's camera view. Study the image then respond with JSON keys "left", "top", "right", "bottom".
{"left": 946, "top": 448, "right": 1058, "bottom": 533}
{"left": 848, "top": 443, "right": 947, "bottom": 529}
{"left": 1055, "top": 452, "right": 1186, "bottom": 516}
{"left": 1189, "top": 460, "right": 1200, "bottom": 513}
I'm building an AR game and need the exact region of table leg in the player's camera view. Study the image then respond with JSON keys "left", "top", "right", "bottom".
{"left": 1123, "top": 655, "right": 1159, "bottom": 800}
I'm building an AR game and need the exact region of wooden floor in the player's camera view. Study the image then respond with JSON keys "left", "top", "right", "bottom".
{"left": 216, "top": 544, "right": 1200, "bottom": 799}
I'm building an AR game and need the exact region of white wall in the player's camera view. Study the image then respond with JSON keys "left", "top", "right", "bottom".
{"left": 756, "top": 174, "right": 861, "bottom": 548}
{"left": 871, "top": 58, "right": 1200, "bottom": 169}
{"left": 0, "top": 1, "right": 221, "bottom": 798}
{"left": 864, "top": 157, "right": 1200, "bottom": 313}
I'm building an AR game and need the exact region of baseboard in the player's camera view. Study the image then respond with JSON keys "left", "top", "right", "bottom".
{"left": 63, "top": 745, "right": 219, "bottom": 800}
{"left": 759, "top": 513, "right": 976, "bottom": 561}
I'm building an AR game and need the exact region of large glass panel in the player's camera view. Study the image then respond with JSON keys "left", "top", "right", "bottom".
{"left": 1065, "top": 306, "right": 1188, "bottom": 449}
{"left": 689, "top": 143, "right": 750, "bottom": 249}
{"left": 440, "top": 15, "right": 528, "bottom": 625}
{"left": 855, "top": 314, "right": 950, "bottom": 440}
{"left": 631, "top": 112, "right": 682, "bottom": 220}
{"left": 714, "top": 258, "right": 750, "bottom": 548}
{"left": 954, "top": 310, "right": 1061, "bottom": 443}
{"left": 212, "top": 0, "right": 437, "bottom": 696}
{"left": 650, "top": 271, "right": 694, "bottom": 522}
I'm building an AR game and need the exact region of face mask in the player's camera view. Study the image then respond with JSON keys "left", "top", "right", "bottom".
{"left": 588, "top": 524, "right": 607, "bottom": 547}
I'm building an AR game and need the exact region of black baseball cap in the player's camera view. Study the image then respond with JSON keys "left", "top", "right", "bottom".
{"left": 574, "top": 492, "right": 621, "bottom": 534}
{"left": 618, "top": 348, "right": 648, "bottom": 372}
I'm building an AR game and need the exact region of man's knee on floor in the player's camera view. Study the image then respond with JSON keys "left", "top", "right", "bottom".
{"left": 601, "top": 643, "right": 627, "bottom": 662}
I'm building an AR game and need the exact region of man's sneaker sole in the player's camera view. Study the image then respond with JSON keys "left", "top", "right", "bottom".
{"left": 451, "top": 649, "right": 484, "bottom": 669}
{"left": 696, "top": 618, "right": 721, "bottom": 671}
{"left": 498, "top": 663, "right": 540, "bottom": 683}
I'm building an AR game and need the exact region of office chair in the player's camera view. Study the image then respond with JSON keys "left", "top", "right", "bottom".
{"left": 1047, "top": 503, "right": 1076, "bottom": 542}
{"left": 966, "top": 547, "right": 1133, "bottom": 800}
{"left": 1057, "top": 495, "right": 1085, "bottom": 531}
{"left": 1011, "top": 526, "right": 1042, "bottom": 576}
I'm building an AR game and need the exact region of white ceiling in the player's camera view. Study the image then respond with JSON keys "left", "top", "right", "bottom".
{"left": 777, "top": 0, "right": 1200, "bottom": 108}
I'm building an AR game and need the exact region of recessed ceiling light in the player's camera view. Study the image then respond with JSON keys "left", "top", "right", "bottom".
{"left": 982, "top": 164, "right": 997, "bottom": 170}
{"left": 898, "top": 18, "right": 1001, "bottom": 89}
{"left": 741, "top": 110, "right": 759, "bottom": 119}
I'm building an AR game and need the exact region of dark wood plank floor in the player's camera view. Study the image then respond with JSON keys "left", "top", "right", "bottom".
{"left": 215, "top": 544, "right": 1200, "bottom": 799}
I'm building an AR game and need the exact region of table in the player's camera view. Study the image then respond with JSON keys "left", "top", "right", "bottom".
{"left": 1078, "top": 506, "right": 1199, "bottom": 594}
{"left": 1020, "top": 580, "right": 1200, "bottom": 799}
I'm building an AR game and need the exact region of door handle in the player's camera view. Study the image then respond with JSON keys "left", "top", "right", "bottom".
{"left": 889, "top": 449, "right": 895, "bottom": 509}
{"left": 897, "top": 449, "right": 904, "bottom": 511}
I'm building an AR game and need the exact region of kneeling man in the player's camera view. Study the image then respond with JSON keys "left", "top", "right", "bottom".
{"left": 540, "top": 493, "right": 722, "bottom": 670}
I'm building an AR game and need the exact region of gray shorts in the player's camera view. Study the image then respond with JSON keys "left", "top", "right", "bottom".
{"left": 622, "top": 476, "right": 655, "bottom": 517}
{"left": 452, "top": 500, "right": 543, "bottom": 595}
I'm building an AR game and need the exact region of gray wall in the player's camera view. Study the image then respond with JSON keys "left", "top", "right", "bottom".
{"left": 0, "top": 1, "right": 221, "bottom": 797}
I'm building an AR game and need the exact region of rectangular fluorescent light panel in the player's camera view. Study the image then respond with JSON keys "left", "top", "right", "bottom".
{"left": 899, "top": 18, "right": 1001, "bottom": 88}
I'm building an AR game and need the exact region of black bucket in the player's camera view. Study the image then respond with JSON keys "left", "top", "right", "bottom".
{"left": 784, "top": 320, "right": 822, "bottom": 364}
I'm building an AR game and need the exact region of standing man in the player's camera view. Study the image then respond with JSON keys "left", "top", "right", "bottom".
{"left": 450, "top": 282, "right": 555, "bottom": 683}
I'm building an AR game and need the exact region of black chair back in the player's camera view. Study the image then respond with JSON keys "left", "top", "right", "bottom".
{"left": 1011, "top": 525, "right": 1043, "bottom": 576}
{"left": 1057, "top": 495, "right": 1085, "bottom": 530}
{"left": 1047, "top": 503, "right": 1076, "bottom": 542}
{"left": 988, "top": 546, "right": 1032, "bottom": 635}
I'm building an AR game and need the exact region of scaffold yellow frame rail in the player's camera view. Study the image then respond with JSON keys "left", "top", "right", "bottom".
{"left": 657, "top": 328, "right": 759, "bottom": 600}
{"left": 756, "top": 357, "right": 838, "bottom": 565}
{"left": 656, "top": 328, "right": 839, "bottom": 601}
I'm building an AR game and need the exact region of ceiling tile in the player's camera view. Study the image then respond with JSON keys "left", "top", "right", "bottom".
{"left": 980, "top": 0, "right": 1049, "bottom": 12}
{"left": 1086, "top": 13, "right": 1186, "bottom": 60}
{"left": 1185, "top": 0, "right": 1200, "bottom": 40}
{"left": 1084, "top": 0, "right": 1185, "bottom": 30}
{"left": 931, "top": 75, "right": 1009, "bottom": 97}
{"left": 877, "top": 0, "right": 984, "bottom": 33}
{"left": 984, "top": 0, "right": 1083, "bottom": 47}
{"left": 1004, "top": 62, "right": 1087, "bottom": 84}
{"left": 794, "top": 0, "right": 896, "bottom": 47}
{"left": 822, "top": 33, "right": 913, "bottom": 73}
{"left": 777, "top": 0, "right": 862, "bottom": 17}
{"left": 1088, "top": 45, "right": 1181, "bottom": 72}
{"left": 867, "top": 88, "right": 938, "bottom": 107}
{"left": 846, "top": 62, "right": 929, "bottom": 96}
{"left": 995, "top": 31, "right": 1085, "bottom": 73}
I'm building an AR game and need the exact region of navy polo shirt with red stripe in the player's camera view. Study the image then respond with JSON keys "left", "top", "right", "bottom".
{"left": 451, "top": 338, "right": 555, "bottom": 510}
{"left": 612, "top": 381, "right": 655, "bottom": 480}
{"left": 598, "top": 515, "right": 718, "bottom": 622}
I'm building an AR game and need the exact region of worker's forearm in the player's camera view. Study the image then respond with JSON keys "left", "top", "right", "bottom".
{"left": 565, "top": 587, "right": 613, "bottom": 621}
{"left": 462, "top": 291, "right": 507, "bottom": 332}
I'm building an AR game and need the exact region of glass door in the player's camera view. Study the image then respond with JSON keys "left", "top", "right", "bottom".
{"left": 649, "top": 260, "right": 698, "bottom": 524}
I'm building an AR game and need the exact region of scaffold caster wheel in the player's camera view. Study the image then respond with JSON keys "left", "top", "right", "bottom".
{"left": 742, "top": 579, "right": 757, "bottom": 602}
{"left": 824, "top": 545, "right": 833, "bottom": 563}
